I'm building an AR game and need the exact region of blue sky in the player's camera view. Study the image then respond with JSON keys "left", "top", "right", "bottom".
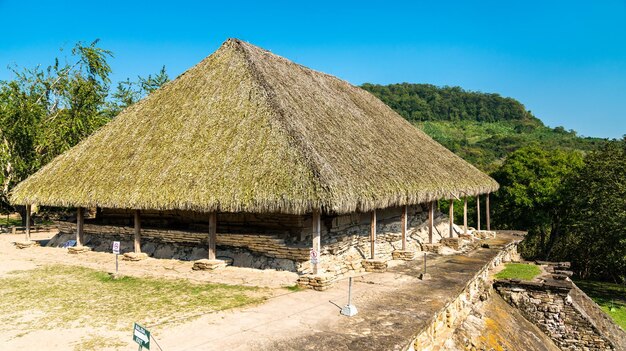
{"left": 1, "top": 0, "right": 625, "bottom": 138}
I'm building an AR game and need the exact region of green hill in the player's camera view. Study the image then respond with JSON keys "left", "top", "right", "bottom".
{"left": 361, "top": 83, "right": 605, "bottom": 172}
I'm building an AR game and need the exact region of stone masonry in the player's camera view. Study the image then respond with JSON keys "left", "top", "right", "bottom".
{"left": 55, "top": 204, "right": 466, "bottom": 282}
{"left": 494, "top": 276, "right": 626, "bottom": 350}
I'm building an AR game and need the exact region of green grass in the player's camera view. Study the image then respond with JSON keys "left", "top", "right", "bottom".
{"left": 495, "top": 263, "right": 541, "bottom": 281}
{"left": 0, "top": 265, "right": 269, "bottom": 333}
{"left": 574, "top": 279, "right": 626, "bottom": 330}
{"left": 285, "top": 284, "right": 302, "bottom": 292}
{"left": 0, "top": 217, "right": 22, "bottom": 227}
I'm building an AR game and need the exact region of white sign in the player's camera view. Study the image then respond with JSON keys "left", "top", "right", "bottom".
{"left": 112, "top": 241, "right": 120, "bottom": 255}
{"left": 310, "top": 249, "right": 319, "bottom": 265}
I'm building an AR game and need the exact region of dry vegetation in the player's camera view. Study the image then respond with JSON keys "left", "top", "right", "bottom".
{"left": 12, "top": 39, "right": 497, "bottom": 215}
{"left": 0, "top": 265, "right": 269, "bottom": 334}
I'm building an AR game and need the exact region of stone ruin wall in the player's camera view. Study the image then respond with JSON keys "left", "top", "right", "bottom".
{"left": 411, "top": 239, "right": 521, "bottom": 350}
{"left": 306, "top": 205, "right": 456, "bottom": 278}
{"left": 494, "top": 279, "right": 624, "bottom": 350}
{"left": 54, "top": 204, "right": 457, "bottom": 274}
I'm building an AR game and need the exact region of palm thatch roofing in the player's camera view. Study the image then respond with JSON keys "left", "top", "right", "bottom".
{"left": 11, "top": 38, "right": 498, "bottom": 215}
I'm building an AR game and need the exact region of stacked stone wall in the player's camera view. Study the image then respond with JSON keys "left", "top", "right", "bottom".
{"left": 56, "top": 204, "right": 459, "bottom": 274}
{"left": 411, "top": 240, "right": 520, "bottom": 349}
{"left": 494, "top": 279, "right": 622, "bottom": 350}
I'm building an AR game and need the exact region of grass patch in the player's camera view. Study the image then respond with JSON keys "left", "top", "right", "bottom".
{"left": 0, "top": 216, "right": 22, "bottom": 227}
{"left": 0, "top": 265, "right": 269, "bottom": 332}
{"left": 494, "top": 263, "right": 541, "bottom": 281}
{"left": 285, "top": 284, "right": 302, "bottom": 292}
{"left": 73, "top": 335, "right": 127, "bottom": 351}
{"left": 574, "top": 279, "right": 626, "bottom": 330}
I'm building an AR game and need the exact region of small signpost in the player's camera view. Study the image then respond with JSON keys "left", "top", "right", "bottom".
{"left": 309, "top": 248, "right": 319, "bottom": 265}
{"left": 133, "top": 323, "right": 150, "bottom": 350}
{"left": 340, "top": 276, "right": 358, "bottom": 317}
{"left": 112, "top": 241, "right": 120, "bottom": 274}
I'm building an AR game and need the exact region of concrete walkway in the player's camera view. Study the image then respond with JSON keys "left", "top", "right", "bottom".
{"left": 155, "top": 233, "right": 521, "bottom": 350}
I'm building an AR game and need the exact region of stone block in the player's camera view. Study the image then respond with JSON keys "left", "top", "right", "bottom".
{"left": 392, "top": 250, "right": 416, "bottom": 261}
{"left": 440, "top": 237, "right": 462, "bottom": 250}
{"left": 192, "top": 259, "right": 227, "bottom": 271}
{"left": 474, "top": 230, "right": 496, "bottom": 239}
{"left": 68, "top": 246, "right": 91, "bottom": 254}
{"left": 297, "top": 273, "right": 335, "bottom": 291}
{"left": 362, "top": 258, "right": 388, "bottom": 273}
{"left": 122, "top": 252, "right": 149, "bottom": 261}
{"left": 422, "top": 243, "right": 441, "bottom": 254}
{"left": 14, "top": 241, "right": 38, "bottom": 249}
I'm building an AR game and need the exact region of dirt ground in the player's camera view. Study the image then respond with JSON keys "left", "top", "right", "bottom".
{"left": 0, "top": 230, "right": 300, "bottom": 350}
{"left": 0, "top": 230, "right": 405, "bottom": 351}
{"left": 1, "top": 230, "right": 299, "bottom": 286}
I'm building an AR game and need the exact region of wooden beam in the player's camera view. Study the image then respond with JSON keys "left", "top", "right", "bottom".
{"left": 370, "top": 210, "right": 377, "bottom": 259}
{"left": 76, "top": 207, "right": 84, "bottom": 246}
{"left": 476, "top": 196, "right": 481, "bottom": 231}
{"left": 312, "top": 210, "right": 321, "bottom": 275}
{"left": 401, "top": 205, "right": 408, "bottom": 250}
{"left": 428, "top": 201, "right": 434, "bottom": 244}
{"left": 463, "top": 197, "right": 468, "bottom": 235}
{"left": 486, "top": 193, "right": 491, "bottom": 231}
{"left": 134, "top": 210, "right": 141, "bottom": 253}
{"left": 449, "top": 199, "right": 454, "bottom": 238}
{"left": 25, "top": 204, "right": 31, "bottom": 242}
{"left": 208, "top": 212, "right": 217, "bottom": 260}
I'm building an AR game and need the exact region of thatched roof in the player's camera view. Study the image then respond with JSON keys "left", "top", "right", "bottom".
{"left": 11, "top": 39, "right": 498, "bottom": 214}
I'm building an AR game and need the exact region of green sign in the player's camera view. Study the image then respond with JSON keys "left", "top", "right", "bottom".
{"left": 133, "top": 323, "right": 151, "bottom": 350}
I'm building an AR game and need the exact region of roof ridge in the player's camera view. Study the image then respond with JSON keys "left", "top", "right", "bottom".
{"left": 232, "top": 39, "right": 328, "bottom": 210}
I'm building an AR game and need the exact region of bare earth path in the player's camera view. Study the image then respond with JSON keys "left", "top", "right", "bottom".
{"left": 0, "top": 231, "right": 519, "bottom": 350}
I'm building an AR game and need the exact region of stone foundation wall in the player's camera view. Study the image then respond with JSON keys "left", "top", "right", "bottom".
{"left": 494, "top": 279, "right": 622, "bottom": 350}
{"left": 57, "top": 204, "right": 459, "bottom": 274}
{"left": 411, "top": 239, "right": 521, "bottom": 349}
{"left": 56, "top": 222, "right": 309, "bottom": 271}
{"left": 300, "top": 205, "right": 457, "bottom": 277}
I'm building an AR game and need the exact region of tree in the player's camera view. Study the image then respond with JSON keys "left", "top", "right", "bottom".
{"left": 106, "top": 66, "right": 169, "bottom": 117}
{"left": 0, "top": 40, "right": 169, "bottom": 223}
{"left": 491, "top": 146, "right": 584, "bottom": 259}
{"left": 558, "top": 138, "right": 626, "bottom": 282}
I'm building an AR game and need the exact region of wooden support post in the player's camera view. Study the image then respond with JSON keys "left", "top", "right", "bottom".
{"left": 25, "top": 204, "right": 31, "bottom": 242}
{"left": 476, "top": 196, "right": 481, "bottom": 231}
{"left": 463, "top": 197, "right": 468, "bottom": 235}
{"left": 370, "top": 210, "right": 377, "bottom": 259}
{"left": 428, "top": 201, "right": 434, "bottom": 244}
{"left": 486, "top": 193, "right": 491, "bottom": 231}
{"left": 401, "top": 205, "right": 408, "bottom": 250}
{"left": 312, "top": 210, "right": 321, "bottom": 275}
{"left": 208, "top": 212, "right": 217, "bottom": 260}
{"left": 449, "top": 199, "right": 454, "bottom": 238}
{"left": 134, "top": 210, "right": 141, "bottom": 253}
{"left": 76, "top": 207, "right": 84, "bottom": 246}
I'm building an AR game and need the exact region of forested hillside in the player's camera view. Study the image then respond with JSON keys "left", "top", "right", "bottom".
{"left": 363, "top": 83, "right": 624, "bottom": 285}
{"left": 361, "top": 83, "right": 538, "bottom": 123}
{"left": 361, "top": 83, "right": 605, "bottom": 172}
